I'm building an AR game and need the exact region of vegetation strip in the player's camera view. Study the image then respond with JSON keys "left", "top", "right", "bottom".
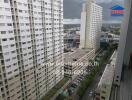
{"left": 77, "top": 46, "right": 116, "bottom": 99}
{"left": 41, "top": 77, "right": 69, "bottom": 100}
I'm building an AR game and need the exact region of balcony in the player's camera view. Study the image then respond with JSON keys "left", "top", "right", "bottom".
{"left": 0, "top": 53, "right": 3, "bottom": 60}
{"left": 0, "top": 45, "right": 2, "bottom": 52}
{"left": 0, "top": 60, "right": 4, "bottom": 66}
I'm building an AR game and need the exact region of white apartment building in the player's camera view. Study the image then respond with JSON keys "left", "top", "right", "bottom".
{"left": 0, "top": 0, "right": 64, "bottom": 100}
{"left": 80, "top": 0, "right": 102, "bottom": 51}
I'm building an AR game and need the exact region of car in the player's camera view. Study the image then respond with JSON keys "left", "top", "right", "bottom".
{"left": 77, "top": 78, "right": 82, "bottom": 81}
{"left": 78, "top": 77, "right": 83, "bottom": 80}
{"left": 73, "top": 82, "right": 79, "bottom": 86}
{"left": 89, "top": 91, "right": 93, "bottom": 97}
{"left": 79, "top": 76, "right": 84, "bottom": 79}
{"left": 86, "top": 69, "right": 89, "bottom": 72}
{"left": 71, "top": 84, "right": 77, "bottom": 88}
{"left": 82, "top": 74, "right": 86, "bottom": 77}
{"left": 68, "top": 89, "right": 73, "bottom": 95}
{"left": 76, "top": 80, "right": 80, "bottom": 83}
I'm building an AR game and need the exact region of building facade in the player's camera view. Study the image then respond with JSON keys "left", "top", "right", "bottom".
{"left": 114, "top": 0, "right": 132, "bottom": 86}
{"left": 80, "top": 0, "right": 102, "bottom": 51}
{"left": 0, "top": 0, "right": 64, "bottom": 100}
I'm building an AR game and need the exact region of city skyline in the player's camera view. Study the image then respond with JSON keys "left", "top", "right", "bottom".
{"left": 0, "top": 0, "right": 131, "bottom": 100}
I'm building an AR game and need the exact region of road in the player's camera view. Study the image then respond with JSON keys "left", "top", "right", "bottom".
{"left": 81, "top": 64, "right": 107, "bottom": 100}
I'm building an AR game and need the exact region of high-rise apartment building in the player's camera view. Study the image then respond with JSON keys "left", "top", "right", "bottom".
{"left": 0, "top": 0, "right": 64, "bottom": 100}
{"left": 80, "top": 0, "right": 102, "bottom": 50}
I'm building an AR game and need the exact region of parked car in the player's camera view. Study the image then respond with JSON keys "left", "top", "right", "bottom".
{"left": 79, "top": 76, "right": 84, "bottom": 80}
{"left": 89, "top": 91, "right": 93, "bottom": 97}
{"left": 71, "top": 84, "right": 77, "bottom": 88}
{"left": 76, "top": 80, "right": 80, "bottom": 83}
{"left": 77, "top": 78, "right": 83, "bottom": 81}
{"left": 73, "top": 82, "right": 79, "bottom": 86}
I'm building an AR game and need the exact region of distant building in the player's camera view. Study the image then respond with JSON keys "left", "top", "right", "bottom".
{"left": 80, "top": 0, "right": 102, "bottom": 51}
{"left": 64, "top": 26, "right": 80, "bottom": 49}
{"left": 100, "top": 33, "right": 120, "bottom": 48}
{"left": 64, "top": 34, "right": 80, "bottom": 48}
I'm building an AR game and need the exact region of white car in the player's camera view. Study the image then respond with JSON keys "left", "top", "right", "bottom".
{"left": 73, "top": 82, "right": 79, "bottom": 86}
{"left": 89, "top": 91, "right": 93, "bottom": 97}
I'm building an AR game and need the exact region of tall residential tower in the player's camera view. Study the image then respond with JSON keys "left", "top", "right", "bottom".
{"left": 80, "top": 0, "right": 102, "bottom": 50}
{"left": 0, "top": 0, "right": 64, "bottom": 100}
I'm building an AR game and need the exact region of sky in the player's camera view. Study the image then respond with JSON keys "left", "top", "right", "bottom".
{"left": 96, "top": 0, "right": 123, "bottom": 4}
{"left": 70, "top": 0, "right": 123, "bottom": 3}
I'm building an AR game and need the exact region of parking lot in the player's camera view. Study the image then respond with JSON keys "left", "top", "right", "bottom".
{"left": 56, "top": 50, "right": 104, "bottom": 100}
{"left": 57, "top": 60, "right": 100, "bottom": 100}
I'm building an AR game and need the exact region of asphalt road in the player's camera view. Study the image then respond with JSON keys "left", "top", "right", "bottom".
{"left": 81, "top": 64, "right": 107, "bottom": 100}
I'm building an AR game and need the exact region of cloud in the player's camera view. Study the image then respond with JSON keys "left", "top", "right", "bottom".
{"left": 97, "top": 0, "right": 112, "bottom": 3}
{"left": 65, "top": 0, "right": 123, "bottom": 4}
{"left": 96, "top": 0, "right": 123, "bottom": 4}
{"left": 64, "top": 19, "right": 81, "bottom": 24}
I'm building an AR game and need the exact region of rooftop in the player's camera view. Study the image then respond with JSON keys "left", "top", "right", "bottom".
{"left": 64, "top": 48, "right": 92, "bottom": 64}
{"left": 97, "top": 51, "right": 117, "bottom": 90}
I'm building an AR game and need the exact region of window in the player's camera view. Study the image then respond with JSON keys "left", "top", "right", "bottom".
{"left": 0, "top": 23, "right": 5, "bottom": 26}
{"left": 9, "top": 31, "right": 13, "bottom": 34}
{"left": 0, "top": 15, "right": 4, "bottom": 18}
{"left": 2, "top": 38, "right": 7, "bottom": 41}
{"left": 14, "top": 69, "right": 18, "bottom": 72}
{"left": 4, "top": 0, "right": 8, "bottom": 3}
{"left": 8, "top": 71, "right": 12, "bottom": 75}
{"left": 6, "top": 65, "right": 11, "bottom": 68}
{"left": 19, "top": 10, "right": 22, "bottom": 12}
{"left": 10, "top": 38, "right": 14, "bottom": 40}
{"left": 11, "top": 50, "right": 15, "bottom": 53}
{"left": 5, "top": 8, "right": 10, "bottom": 11}
{"left": 6, "top": 59, "right": 10, "bottom": 62}
{"left": 101, "top": 96, "right": 105, "bottom": 100}
{"left": 102, "top": 90, "right": 106, "bottom": 94}
{"left": 1, "top": 31, "right": 6, "bottom": 34}
{"left": 7, "top": 23, "right": 12, "bottom": 26}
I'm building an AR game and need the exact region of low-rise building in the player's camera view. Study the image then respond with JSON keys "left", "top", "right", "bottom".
{"left": 95, "top": 51, "right": 117, "bottom": 100}
{"left": 64, "top": 49, "right": 95, "bottom": 79}
{"left": 64, "top": 34, "right": 80, "bottom": 48}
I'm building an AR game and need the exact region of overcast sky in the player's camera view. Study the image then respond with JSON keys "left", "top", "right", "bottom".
{"left": 96, "top": 0, "right": 123, "bottom": 4}
{"left": 72, "top": 0, "right": 123, "bottom": 3}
